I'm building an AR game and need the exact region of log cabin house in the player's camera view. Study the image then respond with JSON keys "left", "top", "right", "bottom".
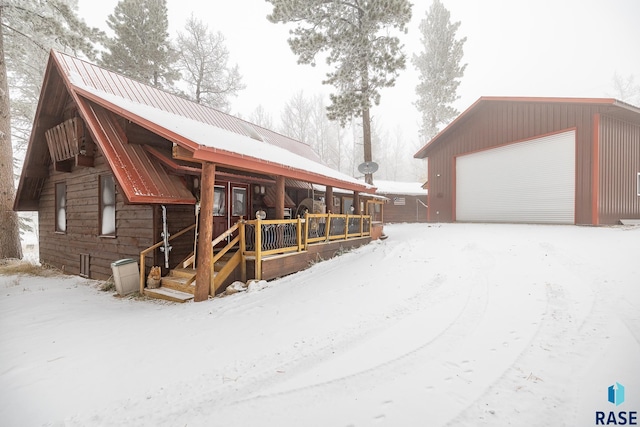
{"left": 14, "top": 50, "right": 383, "bottom": 302}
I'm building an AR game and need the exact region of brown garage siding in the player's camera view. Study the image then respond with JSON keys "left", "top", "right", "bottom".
{"left": 598, "top": 116, "right": 640, "bottom": 224}
{"left": 424, "top": 101, "right": 602, "bottom": 224}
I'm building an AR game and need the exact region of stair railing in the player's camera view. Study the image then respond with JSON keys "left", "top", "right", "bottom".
{"left": 209, "top": 222, "right": 244, "bottom": 295}
{"left": 139, "top": 223, "right": 196, "bottom": 294}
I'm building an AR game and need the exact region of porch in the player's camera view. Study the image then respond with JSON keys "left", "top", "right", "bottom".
{"left": 139, "top": 212, "right": 376, "bottom": 302}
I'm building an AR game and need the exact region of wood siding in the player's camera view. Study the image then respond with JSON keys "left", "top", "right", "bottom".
{"left": 39, "top": 149, "right": 155, "bottom": 280}
{"left": 379, "top": 195, "right": 428, "bottom": 223}
{"left": 424, "top": 102, "right": 602, "bottom": 224}
{"left": 599, "top": 116, "right": 640, "bottom": 224}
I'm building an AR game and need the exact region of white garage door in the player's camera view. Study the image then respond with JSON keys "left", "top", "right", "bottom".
{"left": 456, "top": 130, "right": 576, "bottom": 224}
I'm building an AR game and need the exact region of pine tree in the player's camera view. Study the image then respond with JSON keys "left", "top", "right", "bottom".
{"left": 266, "top": 0, "right": 412, "bottom": 184}
{"left": 176, "top": 15, "right": 245, "bottom": 111}
{"left": 412, "top": 0, "right": 467, "bottom": 141}
{"left": 100, "top": 0, "right": 178, "bottom": 88}
{"left": 0, "top": 0, "right": 99, "bottom": 260}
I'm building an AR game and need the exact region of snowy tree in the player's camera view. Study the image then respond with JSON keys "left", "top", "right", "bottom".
{"left": 610, "top": 72, "right": 640, "bottom": 107}
{"left": 248, "top": 105, "right": 274, "bottom": 130}
{"left": 0, "top": 0, "right": 99, "bottom": 260}
{"left": 100, "top": 0, "right": 178, "bottom": 88}
{"left": 412, "top": 0, "right": 466, "bottom": 141}
{"left": 266, "top": 0, "right": 412, "bottom": 184}
{"left": 176, "top": 15, "right": 245, "bottom": 111}
{"left": 280, "top": 90, "right": 313, "bottom": 143}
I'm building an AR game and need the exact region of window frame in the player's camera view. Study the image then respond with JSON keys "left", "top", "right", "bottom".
{"left": 213, "top": 185, "right": 226, "bottom": 216}
{"left": 231, "top": 186, "right": 247, "bottom": 217}
{"left": 99, "top": 174, "right": 117, "bottom": 237}
{"left": 637, "top": 172, "right": 640, "bottom": 197}
{"left": 55, "top": 181, "right": 66, "bottom": 233}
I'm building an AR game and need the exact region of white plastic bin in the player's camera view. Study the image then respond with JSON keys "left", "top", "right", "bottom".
{"left": 111, "top": 258, "right": 139, "bottom": 296}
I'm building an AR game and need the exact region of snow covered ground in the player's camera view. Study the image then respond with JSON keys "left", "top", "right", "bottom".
{"left": 1, "top": 223, "right": 639, "bottom": 427}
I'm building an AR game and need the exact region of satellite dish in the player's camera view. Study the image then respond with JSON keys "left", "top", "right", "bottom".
{"left": 358, "top": 161, "right": 379, "bottom": 175}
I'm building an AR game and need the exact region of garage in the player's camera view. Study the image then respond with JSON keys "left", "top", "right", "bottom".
{"left": 455, "top": 130, "right": 576, "bottom": 224}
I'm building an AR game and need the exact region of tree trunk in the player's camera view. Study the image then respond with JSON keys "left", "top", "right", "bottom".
{"left": 362, "top": 106, "right": 373, "bottom": 185}
{"left": 0, "top": 13, "right": 23, "bottom": 260}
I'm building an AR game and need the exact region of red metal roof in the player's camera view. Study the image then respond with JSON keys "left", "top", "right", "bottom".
{"left": 53, "top": 51, "right": 323, "bottom": 163}
{"left": 414, "top": 96, "right": 640, "bottom": 159}
{"left": 80, "top": 99, "right": 196, "bottom": 204}
{"left": 52, "top": 50, "right": 372, "bottom": 194}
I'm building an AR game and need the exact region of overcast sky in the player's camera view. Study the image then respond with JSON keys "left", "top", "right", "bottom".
{"left": 77, "top": 0, "right": 640, "bottom": 149}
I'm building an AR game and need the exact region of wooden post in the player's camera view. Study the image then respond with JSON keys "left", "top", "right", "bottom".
{"left": 325, "top": 213, "right": 331, "bottom": 241}
{"left": 354, "top": 191, "right": 361, "bottom": 214}
{"left": 360, "top": 214, "right": 364, "bottom": 236}
{"left": 344, "top": 214, "right": 349, "bottom": 240}
{"left": 275, "top": 175, "right": 285, "bottom": 219}
{"left": 304, "top": 211, "right": 310, "bottom": 251}
{"left": 255, "top": 218, "right": 262, "bottom": 280}
{"left": 325, "top": 186, "right": 333, "bottom": 213}
{"left": 239, "top": 220, "right": 246, "bottom": 282}
{"left": 139, "top": 252, "right": 146, "bottom": 294}
{"left": 296, "top": 215, "right": 303, "bottom": 252}
{"left": 195, "top": 162, "right": 215, "bottom": 302}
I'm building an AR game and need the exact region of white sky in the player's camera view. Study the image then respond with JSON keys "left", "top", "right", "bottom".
{"left": 76, "top": 0, "right": 640, "bottom": 150}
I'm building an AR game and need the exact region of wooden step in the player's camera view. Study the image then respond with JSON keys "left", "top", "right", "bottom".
{"left": 169, "top": 267, "right": 197, "bottom": 279}
{"left": 144, "top": 287, "right": 194, "bottom": 303}
{"left": 161, "top": 274, "right": 196, "bottom": 294}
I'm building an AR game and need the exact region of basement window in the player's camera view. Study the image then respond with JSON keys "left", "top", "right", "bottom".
{"left": 100, "top": 174, "right": 116, "bottom": 236}
{"left": 55, "top": 182, "right": 66, "bottom": 233}
{"left": 637, "top": 173, "right": 640, "bottom": 196}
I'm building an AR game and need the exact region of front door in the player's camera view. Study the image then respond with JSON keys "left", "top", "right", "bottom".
{"left": 213, "top": 184, "right": 228, "bottom": 246}
{"left": 212, "top": 182, "right": 249, "bottom": 248}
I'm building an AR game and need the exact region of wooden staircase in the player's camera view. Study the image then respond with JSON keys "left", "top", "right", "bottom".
{"left": 144, "top": 268, "right": 196, "bottom": 303}
{"left": 143, "top": 252, "right": 240, "bottom": 303}
{"left": 141, "top": 222, "right": 245, "bottom": 303}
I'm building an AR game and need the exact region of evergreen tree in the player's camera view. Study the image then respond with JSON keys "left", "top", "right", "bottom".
{"left": 176, "top": 15, "right": 244, "bottom": 111}
{"left": 0, "top": 0, "right": 99, "bottom": 260}
{"left": 100, "top": 0, "right": 178, "bottom": 88}
{"left": 266, "top": 0, "right": 412, "bottom": 184}
{"left": 412, "top": 0, "right": 466, "bottom": 141}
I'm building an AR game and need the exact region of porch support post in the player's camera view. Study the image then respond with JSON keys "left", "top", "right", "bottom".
{"left": 354, "top": 191, "right": 361, "bottom": 215}
{"left": 195, "top": 161, "right": 215, "bottom": 302}
{"left": 325, "top": 186, "right": 333, "bottom": 213}
{"left": 275, "top": 175, "right": 285, "bottom": 219}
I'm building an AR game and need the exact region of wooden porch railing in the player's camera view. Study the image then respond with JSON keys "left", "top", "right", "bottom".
{"left": 139, "top": 223, "right": 196, "bottom": 293}
{"left": 243, "top": 212, "right": 371, "bottom": 280}
{"left": 139, "top": 213, "right": 372, "bottom": 295}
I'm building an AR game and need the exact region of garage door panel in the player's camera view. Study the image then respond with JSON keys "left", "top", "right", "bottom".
{"left": 456, "top": 130, "right": 575, "bottom": 224}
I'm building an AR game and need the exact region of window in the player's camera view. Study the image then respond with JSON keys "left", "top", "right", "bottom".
{"left": 100, "top": 174, "right": 116, "bottom": 236}
{"left": 637, "top": 173, "right": 640, "bottom": 196}
{"left": 231, "top": 187, "right": 247, "bottom": 217}
{"left": 213, "top": 186, "right": 226, "bottom": 216}
{"left": 55, "top": 182, "right": 66, "bottom": 233}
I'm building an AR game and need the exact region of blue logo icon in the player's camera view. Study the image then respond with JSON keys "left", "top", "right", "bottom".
{"left": 608, "top": 382, "right": 625, "bottom": 406}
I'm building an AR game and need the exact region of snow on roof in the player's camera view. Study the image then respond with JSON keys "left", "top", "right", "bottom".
{"left": 372, "top": 180, "right": 428, "bottom": 196}
{"left": 311, "top": 184, "right": 388, "bottom": 200}
{"left": 63, "top": 57, "right": 373, "bottom": 192}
